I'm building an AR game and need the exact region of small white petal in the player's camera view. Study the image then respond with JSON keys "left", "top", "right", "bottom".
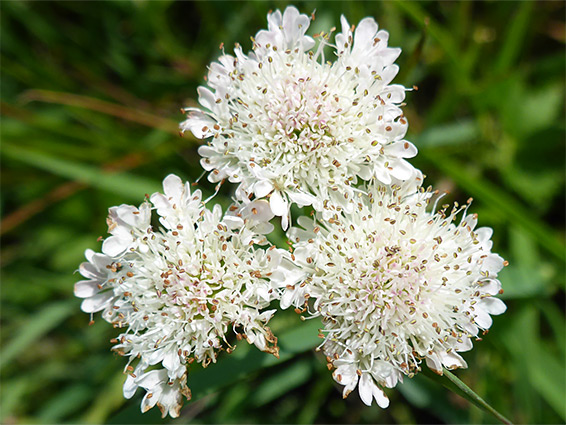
{"left": 474, "top": 308, "right": 494, "bottom": 329}
{"left": 80, "top": 292, "right": 113, "bottom": 313}
{"left": 358, "top": 373, "right": 375, "bottom": 406}
{"left": 373, "top": 386, "right": 390, "bottom": 409}
{"left": 102, "top": 236, "right": 129, "bottom": 257}
{"left": 440, "top": 351, "right": 468, "bottom": 370}
{"left": 74, "top": 280, "right": 101, "bottom": 298}
{"left": 354, "top": 17, "right": 378, "bottom": 49}
{"left": 162, "top": 174, "right": 184, "bottom": 200}
{"left": 288, "top": 191, "right": 315, "bottom": 207}
{"left": 480, "top": 297, "right": 507, "bottom": 315}
{"left": 269, "top": 190, "right": 288, "bottom": 217}
{"left": 254, "top": 180, "right": 274, "bottom": 198}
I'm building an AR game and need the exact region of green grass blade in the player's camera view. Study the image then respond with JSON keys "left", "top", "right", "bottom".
{"left": 416, "top": 119, "right": 479, "bottom": 148}
{"left": 2, "top": 143, "right": 161, "bottom": 201}
{"left": 0, "top": 300, "right": 75, "bottom": 371}
{"left": 392, "top": 0, "right": 471, "bottom": 87}
{"left": 495, "top": 2, "right": 535, "bottom": 75}
{"left": 422, "top": 152, "right": 565, "bottom": 263}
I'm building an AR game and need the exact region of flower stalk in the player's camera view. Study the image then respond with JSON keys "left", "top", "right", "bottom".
{"left": 423, "top": 368, "right": 513, "bottom": 425}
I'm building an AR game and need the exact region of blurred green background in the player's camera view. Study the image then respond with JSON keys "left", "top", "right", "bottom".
{"left": 1, "top": 1, "right": 564, "bottom": 424}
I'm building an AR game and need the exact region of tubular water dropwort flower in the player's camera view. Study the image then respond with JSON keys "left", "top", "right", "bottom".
{"left": 76, "top": 175, "right": 284, "bottom": 417}
{"left": 181, "top": 7, "right": 417, "bottom": 229}
{"left": 279, "top": 175, "right": 507, "bottom": 406}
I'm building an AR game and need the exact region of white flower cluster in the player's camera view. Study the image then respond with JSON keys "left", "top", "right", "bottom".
{"left": 181, "top": 6, "right": 416, "bottom": 229}
{"left": 280, "top": 178, "right": 507, "bottom": 406}
{"left": 75, "top": 175, "right": 285, "bottom": 417}
{"left": 77, "top": 6, "right": 507, "bottom": 418}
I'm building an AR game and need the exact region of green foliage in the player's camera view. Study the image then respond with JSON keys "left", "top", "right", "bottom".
{"left": 1, "top": 1, "right": 564, "bottom": 423}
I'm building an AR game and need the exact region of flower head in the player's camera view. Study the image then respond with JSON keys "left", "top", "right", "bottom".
{"left": 280, "top": 176, "right": 507, "bottom": 407}
{"left": 181, "top": 6, "right": 417, "bottom": 229}
{"left": 75, "top": 175, "right": 283, "bottom": 417}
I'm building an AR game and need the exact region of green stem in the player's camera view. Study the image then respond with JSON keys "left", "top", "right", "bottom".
{"left": 424, "top": 368, "right": 513, "bottom": 424}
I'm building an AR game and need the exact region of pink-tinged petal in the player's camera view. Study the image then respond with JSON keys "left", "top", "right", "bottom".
{"left": 269, "top": 190, "right": 288, "bottom": 217}
{"left": 74, "top": 280, "right": 101, "bottom": 298}
{"left": 480, "top": 297, "right": 507, "bottom": 315}
{"left": 81, "top": 292, "right": 113, "bottom": 313}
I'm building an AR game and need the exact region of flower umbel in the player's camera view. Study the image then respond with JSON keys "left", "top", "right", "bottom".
{"left": 75, "top": 175, "right": 283, "bottom": 417}
{"left": 181, "top": 6, "right": 417, "bottom": 228}
{"left": 280, "top": 177, "right": 507, "bottom": 407}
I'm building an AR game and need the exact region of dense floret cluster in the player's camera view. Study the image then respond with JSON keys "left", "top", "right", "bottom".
{"left": 76, "top": 6, "right": 506, "bottom": 418}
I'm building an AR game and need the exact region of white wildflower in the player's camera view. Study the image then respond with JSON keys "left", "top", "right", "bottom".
{"left": 181, "top": 6, "right": 417, "bottom": 229}
{"left": 75, "top": 174, "right": 284, "bottom": 417}
{"left": 279, "top": 176, "right": 507, "bottom": 407}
